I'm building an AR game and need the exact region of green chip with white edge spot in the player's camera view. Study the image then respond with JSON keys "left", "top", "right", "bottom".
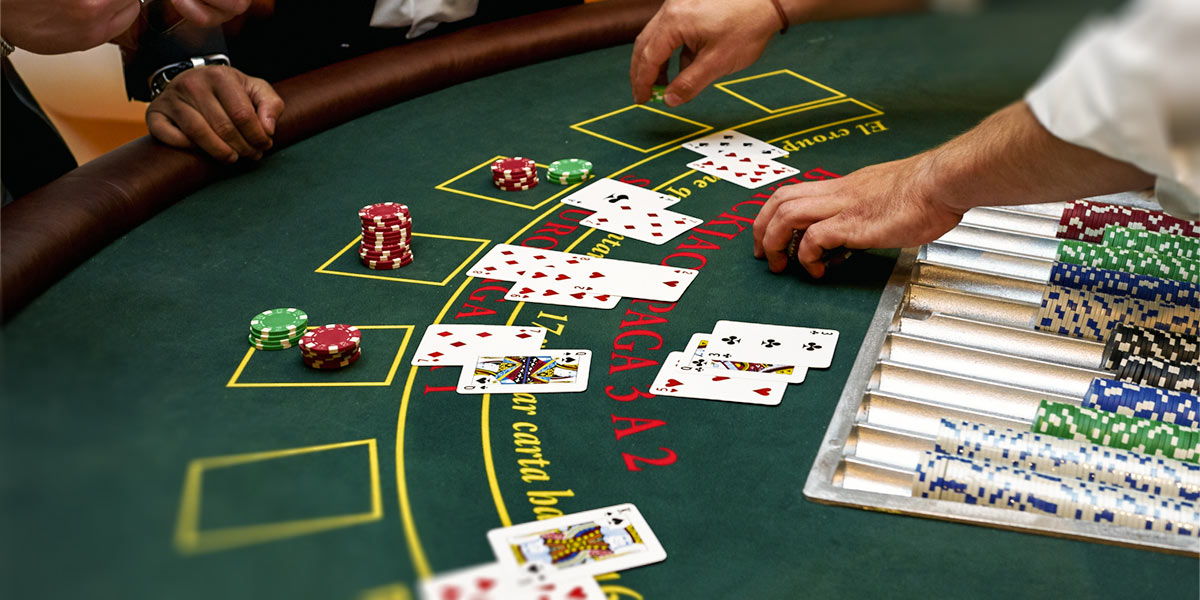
{"left": 250, "top": 307, "right": 309, "bottom": 336}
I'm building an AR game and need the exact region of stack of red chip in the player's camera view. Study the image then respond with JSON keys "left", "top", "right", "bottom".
{"left": 491, "top": 157, "right": 538, "bottom": 191}
{"left": 300, "top": 324, "right": 362, "bottom": 369}
{"left": 359, "top": 202, "right": 413, "bottom": 269}
{"left": 1057, "top": 200, "right": 1200, "bottom": 243}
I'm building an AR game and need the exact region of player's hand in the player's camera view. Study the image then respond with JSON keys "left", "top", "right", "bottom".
{"left": 146, "top": 65, "right": 285, "bottom": 164}
{"left": 630, "top": 0, "right": 781, "bottom": 107}
{"left": 0, "top": 0, "right": 142, "bottom": 54}
{"left": 168, "top": 0, "right": 252, "bottom": 27}
{"left": 753, "top": 155, "right": 966, "bottom": 278}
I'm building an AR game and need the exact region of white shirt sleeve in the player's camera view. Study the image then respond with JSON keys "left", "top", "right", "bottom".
{"left": 370, "top": 0, "right": 479, "bottom": 39}
{"left": 1025, "top": 0, "right": 1200, "bottom": 220}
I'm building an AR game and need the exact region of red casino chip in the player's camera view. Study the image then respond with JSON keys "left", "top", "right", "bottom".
{"left": 359, "top": 202, "right": 410, "bottom": 223}
{"left": 300, "top": 324, "right": 362, "bottom": 354}
{"left": 303, "top": 349, "right": 362, "bottom": 369}
{"left": 490, "top": 157, "right": 536, "bottom": 178}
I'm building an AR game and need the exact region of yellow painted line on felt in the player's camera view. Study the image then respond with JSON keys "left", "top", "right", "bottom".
{"left": 396, "top": 364, "right": 430, "bottom": 578}
{"left": 715, "top": 69, "right": 847, "bottom": 114}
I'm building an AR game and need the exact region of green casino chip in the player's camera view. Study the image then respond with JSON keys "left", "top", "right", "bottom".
{"left": 250, "top": 307, "right": 309, "bottom": 336}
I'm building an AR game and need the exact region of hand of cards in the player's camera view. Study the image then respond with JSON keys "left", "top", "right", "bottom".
{"left": 420, "top": 503, "right": 667, "bottom": 600}
{"left": 409, "top": 324, "right": 592, "bottom": 394}
{"left": 652, "top": 320, "right": 839, "bottom": 405}
{"left": 682, "top": 130, "right": 797, "bottom": 189}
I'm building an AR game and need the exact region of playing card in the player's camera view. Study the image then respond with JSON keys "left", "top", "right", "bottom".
{"left": 560, "top": 178, "right": 680, "bottom": 212}
{"left": 467, "top": 244, "right": 595, "bottom": 282}
{"left": 681, "top": 129, "right": 787, "bottom": 158}
{"left": 419, "top": 563, "right": 604, "bottom": 600}
{"left": 651, "top": 351, "right": 786, "bottom": 405}
{"left": 523, "top": 257, "right": 698, "bottom": 303}
{"left": 456, "top": 350, "right": 591, "bottom": 394}
{"left": 411, "top": 324, "right": 547, "bottom": 366}
{"left": 505, "top": 278, "right": 621, "bottom": 309}
{"left": 419, "top": 562, "right": 512, "bottom": 600}
{"left": 581, "top": 207, "right": 702, "bottom": 245}
{"left": 686, "top": 155, "right": 799, "bottom": 189}
{"left": 487, "top": 503, "right": 666, "bottom": 580}
{"left": 681, "top": 333, "right": 806, "bottom": 383}
{"left": 705, "top": 320, "right": 839, "bottom": 368}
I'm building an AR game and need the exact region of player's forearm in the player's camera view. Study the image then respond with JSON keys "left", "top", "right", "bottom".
{"left": 920, "top": 101, "right": 1155, "bottom": 215}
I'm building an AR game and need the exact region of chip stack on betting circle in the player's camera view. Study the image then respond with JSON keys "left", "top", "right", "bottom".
{"left": 359, "top": 202, "right": 413, "bottom": 270}
{"left": 545, "top": 158, "right": 593, "bottom": 185}
{"left": 300, "top": 324, "right": 362, "bottom": 369}
{"left": 248, "top": 308, "right": 308, "bottom": 350}
{"left": 491, "top": 157, "right": 538, "bottom": 191}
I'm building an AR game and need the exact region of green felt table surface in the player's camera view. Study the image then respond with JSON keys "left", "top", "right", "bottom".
{"left": 3, "top": 2, "right": 1196, "bottom": 598}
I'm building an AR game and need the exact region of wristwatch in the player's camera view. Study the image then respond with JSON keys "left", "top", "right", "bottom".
{"left": 148, "top": 53, "right": 231, "bottom": 99}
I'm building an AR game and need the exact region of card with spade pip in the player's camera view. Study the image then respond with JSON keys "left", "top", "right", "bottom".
{"left": 487, "top": 503, "right": 666, "bottom": 581}
{"left": 651, "top": 351, "right": 787, "bottom": 405}
{"left": 560, "top": 178, "right": 680, "bottom": 212}
{"left": 682, "top": 129, "right": 787, "bottom": 158}
{"left": 686, "top": 154, "right": 799, "bottom": 189}
{"left": 705, "top": 320, "right": 839, "bottom": 368}
{"left": 456, "top": 350, "right": 591, "bottom": 394}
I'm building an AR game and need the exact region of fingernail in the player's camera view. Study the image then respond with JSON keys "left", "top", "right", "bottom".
{"left": 226, "top": 153, "right": 239, "bottom": 163}
{"left": 265, "top": 118, "right": 276, "bottom": 134}
{"left": 664, "top": 93, "right": 681, "bottom": 107}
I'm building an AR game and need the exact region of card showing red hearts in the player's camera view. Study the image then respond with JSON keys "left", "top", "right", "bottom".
{"left": 650, "top": 351, "right": 786, "bottom": 405}
{"left": 418, "top": 561, "right": 606, "bottom": 600}
{"left": 512, "top": 255, "right": 698, "bottom": 304}
{"left": 686, "top": 153, "right": 799, "bottom": 189}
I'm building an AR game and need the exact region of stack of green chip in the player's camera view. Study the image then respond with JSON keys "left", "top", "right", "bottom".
{"left": 249, "top": 307, "right": 308, "bottom": 350}
{"left": 1056, "top": 240, "right": 1200, "bottom": 284}
{"left": 1102, "top": 225, "right": 1200, "bottom": 261}
{"left": 649, "top": 84, "right": 667, "bottom": 103}
{"left": 1032, "top": 399, "right": 1200, "bottom": 463}
{"left": 545, "top": 158, "right": 593, "bottom": 185}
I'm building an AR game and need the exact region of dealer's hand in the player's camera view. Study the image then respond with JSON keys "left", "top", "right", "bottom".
{"left": 0, "top": 0, "right": 142, "bottom": 54}
{"left": 753, "top": 102, "right": 1156, "bottom": 278}
{"left": 146, "top": 65, "right": 284, "bottom": 164}
{"left": 168, "top": 0, "right": 252, "bottom": 27}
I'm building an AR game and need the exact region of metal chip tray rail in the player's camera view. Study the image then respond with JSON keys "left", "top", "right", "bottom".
{"left": 803, "top": 201, "right": 1200, "bottom": 555}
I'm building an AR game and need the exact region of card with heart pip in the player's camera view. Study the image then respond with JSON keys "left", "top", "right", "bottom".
{"left": 505, "top": 279, "right": 621, "bottom": 309}
{"left": 487, "top": 503, "right": 666, "bottom": 580}
{"left": 419, "top": 562, "right": 605, "bottom": 600}
{"left": 681, "top": 129, "right": 787, "bottom": 158}
{"left": 580, "top": 207, "right": 702, "bottom": 245}
{"left": 456, "top": 350, "right": 591, "bottom": 394}
{"left": 686, "top": 155, "right": 799, "bottom": 189}
{"left": 523, "top": 257, "right": 699, "bottom": 303}
{"left": 705, "top": 320, "right": 839, "bottom": 368}
{"left": 560, "top": 178, "right": 680, "bottom": 212}
{"left": 651, "top": 351, "right": 786, "bottom": 405}
{"left": 467, "top": 244, "right": 595, "bottom": 282}
{"left": 681, "top": 333, "right": 806, "bottom": 383}
{"left": 411, "top": 324, "right": 546, "bottom": 366}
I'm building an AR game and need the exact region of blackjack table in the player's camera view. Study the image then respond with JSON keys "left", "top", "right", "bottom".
{"left": 2, "top": 0, "right": 1196, "bottom": 598}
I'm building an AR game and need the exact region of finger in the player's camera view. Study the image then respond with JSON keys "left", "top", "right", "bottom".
{"left": 752, "top": 179, "right": 840, "bottom": 258}
{"left": 146, "top": 111, "right": 195, "bottom": 149}
{"left": 630, "top": 20, "right": 681, "bottom": 104}
{"left": 188, "top": 78, "right": 259, "bottom": 159}
{"left": 246, "top": 77, "right": 285, "bottom": 137}
{"left": 170, "top": 0, "right": 242, "bottom": 27}
{"left": 160, "top": 102, "right": 239, "bottom": 162}
{"left": 762, "top": 200, "right": 838, "bottom": 273}
{"left": 796, "top": 219, "right": 851, "bottom": 279}
{"left": 663, "top": 49, "right": 728, "bottom": 107}
{"left": 212, "top": 77, "right": 271, "bottom": 152}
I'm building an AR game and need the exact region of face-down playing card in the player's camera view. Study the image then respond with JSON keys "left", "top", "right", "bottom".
{"left": 652, "top": 351, "right": 786, "bottom": 405}
{"left": 487, "top": 503, "right": 666, "bottom": 581}
{"left": 456, "top": 350, "right": 592, "bottom": 394}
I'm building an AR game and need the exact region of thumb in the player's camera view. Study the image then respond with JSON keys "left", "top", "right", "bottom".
{"left": 246, "top": 77, "right": 285, "bottom": 136}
